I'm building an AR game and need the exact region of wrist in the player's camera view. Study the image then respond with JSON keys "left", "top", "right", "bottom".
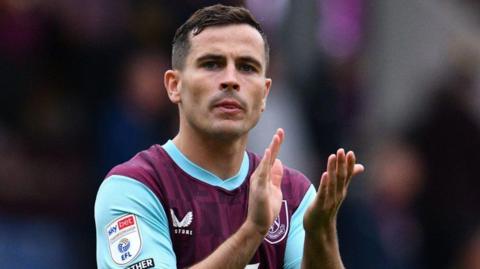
{"left": 303, "top": 225, "right": 343, "bottom": 269}
{"left": 304, "top": 221, "right": 340, "bottom": 252}
{"left": 305, "top": 220, "right": 337, "bottom": 239}
{"left": 242, "top": 219, "right": 269, "bottom": 239}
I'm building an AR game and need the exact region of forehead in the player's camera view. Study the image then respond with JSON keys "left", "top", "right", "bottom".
{"left": 187, "top": 24, "right": 266, "bottom": 64}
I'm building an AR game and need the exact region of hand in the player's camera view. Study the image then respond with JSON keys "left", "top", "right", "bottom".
{"left": 246, "top": 128, "right": 285, "bottom": 235}
{"left": 304, "top": 149, "right": 364, "bottom": 235}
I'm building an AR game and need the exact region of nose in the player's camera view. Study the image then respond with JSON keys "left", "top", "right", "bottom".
{"left": 220, "top": 65, "right": 240, "bottom": 91}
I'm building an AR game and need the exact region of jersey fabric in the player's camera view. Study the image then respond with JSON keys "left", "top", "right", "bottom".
{"left": 95, "top": 140, "right": 315, "bottom": 269}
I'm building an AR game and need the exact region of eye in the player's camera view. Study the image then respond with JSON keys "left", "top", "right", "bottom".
{"left": 238, "top": 63, "right": 257, "bottom": 73}
{"left": 202, "top": 61, "right": 220, "bottom": 70}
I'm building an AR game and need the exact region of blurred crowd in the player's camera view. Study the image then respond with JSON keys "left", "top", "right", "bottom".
{"left": 1, "top": 0, "right": 480, "bottom": 268}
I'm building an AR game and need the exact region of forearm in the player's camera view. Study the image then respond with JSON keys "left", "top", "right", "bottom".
{"left": 189, "top": 220, "right": 264, "bottom": 269}
{"left": 301, "top": 223, "right": 344, "bottom": 269}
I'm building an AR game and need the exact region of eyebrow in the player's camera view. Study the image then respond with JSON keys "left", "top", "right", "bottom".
{"left": 237, "top": 56, "right": 263, "bottom": 70}
{"left": 195, "top": 54, "right": 225, "bottom": 63}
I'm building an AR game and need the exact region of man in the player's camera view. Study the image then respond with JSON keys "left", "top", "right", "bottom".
{"left": 95, "top": 4, "right": 364, "bottom": 269}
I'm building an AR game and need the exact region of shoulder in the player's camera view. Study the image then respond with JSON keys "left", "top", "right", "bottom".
{"left": 105, "top": 144, "right": 169, "bottom": 184}
{"left": 95, "top": 175, "right": 164, "bottom": 222}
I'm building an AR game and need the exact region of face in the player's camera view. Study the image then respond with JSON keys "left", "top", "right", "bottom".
{"left": 165, "top": 24, "right": 271, "bottom": 140}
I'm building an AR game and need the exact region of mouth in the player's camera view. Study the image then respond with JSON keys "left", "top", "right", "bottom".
{"left": 214, "top": 99, "right": 243, "bottom": 110}
{"left": 213, "top": 99, "right": 244, "bottom": 114}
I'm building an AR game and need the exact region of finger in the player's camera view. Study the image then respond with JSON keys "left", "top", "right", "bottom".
{"left": 269, "top": 128, "right": 284, "bottom": 165}
{"left": 346, "top": 164, "right": 365, "bottom": 188}
{"left": 346, "top": 151, "right": 355, "bottom": 178}
{"left": 255, "top": 148, "right": 272, "bottom": 187}
{"left": 275, "top": 128, "right": 285, "bottom": 144}
{"left": 269, "top": 135, "right": 280, "bottom": 166}
{"left": 336, "top": 148, "right": 347, "bottom": 178}
{"left": 346, "top": 150, "right": 364, "bottom": 187}
{"left": 353, "top": 164, "right": 365, "bottom": 176}
{"left": 345, "top": 151, "right": 356, "bottom": 186}
{"left": 336, "top": 148, "right": 347, "bottom": 195}
{"left": 326, "top": 154, "right": 337, "bottom": 202}
{"left": 270, "top": 159, "right": 284, "bottom": 188}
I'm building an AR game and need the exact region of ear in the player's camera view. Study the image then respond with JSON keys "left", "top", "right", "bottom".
{"left": 164, "top": 69, "right": 181, "bottom": 104}
{"left": 261, "top": 78, "right": 272, "bottom": 112}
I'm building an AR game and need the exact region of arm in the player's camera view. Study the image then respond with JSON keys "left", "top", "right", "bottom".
{"left": 95, "top": 176, "right": 177, "bottom": 269}
{"left": 190, "top": 129, "right": 285, "bottom": 269}
{"left": 283, "top": 185, "right": 316, "bottom": 269}
{"left": 302, "top": 149, "right": 364, "bottom": 269}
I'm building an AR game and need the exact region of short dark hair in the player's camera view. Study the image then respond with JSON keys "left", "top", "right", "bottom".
{"left": 171, "top": 4, "right": 269, "bottom": 71}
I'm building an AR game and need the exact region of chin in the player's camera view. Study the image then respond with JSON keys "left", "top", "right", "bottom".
{"left": 207, "top": 122, "right": 250, "bottom": 140}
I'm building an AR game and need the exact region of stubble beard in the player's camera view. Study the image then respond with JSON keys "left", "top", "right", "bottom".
{"left": 193, "top": 116, "right": 250, "bottom": 142}
{"left": 185, "top": 109, "right": 261, "bottom": 143}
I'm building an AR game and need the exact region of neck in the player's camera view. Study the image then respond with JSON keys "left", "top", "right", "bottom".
{"left": 172, "top": 128, "right": 248, "bottom": 180}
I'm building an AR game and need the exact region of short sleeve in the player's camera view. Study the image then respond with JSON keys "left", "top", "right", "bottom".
{"left": 283, "top": 185, "right": 316, "bottom": 269}
{"left": 95, "top": 175, "right": 177, "bottom": 269}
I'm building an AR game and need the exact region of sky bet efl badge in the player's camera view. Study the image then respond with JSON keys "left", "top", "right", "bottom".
{"left": 106, "top": 214, "right": 142, "bottom": 265}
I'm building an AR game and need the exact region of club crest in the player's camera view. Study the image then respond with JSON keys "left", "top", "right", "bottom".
{"left": 265, "top": 200, "right": 289, "bottom": 244}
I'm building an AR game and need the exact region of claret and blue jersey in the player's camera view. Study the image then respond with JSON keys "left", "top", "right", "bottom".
{"left": 95, "top": 140, "right": 316, "bottom": 269}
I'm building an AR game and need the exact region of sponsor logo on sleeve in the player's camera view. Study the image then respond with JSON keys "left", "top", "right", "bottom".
{"left": 265, "top": 200, "right": 289, "bottom": 244}
{"left": 125, "top": 258, "right": 155, "bottom": 269}
{"left": 106, "top": 214, "right": 142, "bottom": 265}
{"left": 118, "top": 215, "right": 135, "bottom": 230}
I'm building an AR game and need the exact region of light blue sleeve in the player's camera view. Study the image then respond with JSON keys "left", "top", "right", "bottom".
{"left": 283, "top": 185, "right": 316, "bottom": 269}
{"left": 95, "top": 175, "right": 177, "bottom": 269}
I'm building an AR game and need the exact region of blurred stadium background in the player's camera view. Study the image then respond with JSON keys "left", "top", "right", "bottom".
{"left": 1, "top": 0, "right": 479, "bottom": 268}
